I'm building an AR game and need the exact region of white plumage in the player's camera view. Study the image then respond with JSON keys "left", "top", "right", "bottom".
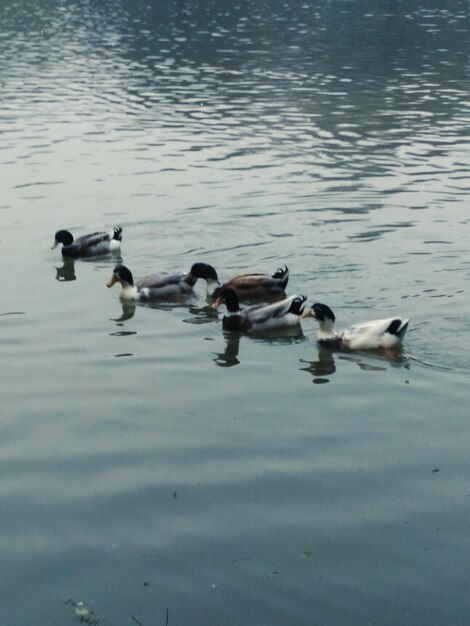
{"left": 302, "top": 303, "right": 409, "bottom": 350}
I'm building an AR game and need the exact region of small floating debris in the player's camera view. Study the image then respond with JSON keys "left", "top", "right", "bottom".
{"left": 64, "top": 599, "right": 99, "bottom": 624}
{"left": 75, "top": 602, "right": 90, "bottom": 617}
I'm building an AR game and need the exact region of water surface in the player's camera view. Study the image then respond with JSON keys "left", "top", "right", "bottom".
{"left": 1, "top": 1, "right": 469, "bottom": 625}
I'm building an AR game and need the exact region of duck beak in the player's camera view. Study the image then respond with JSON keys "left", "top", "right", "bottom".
{"left": 107, "top": 274, "right": 119, "bottom": 288}
{"left": 211, "top": 296, "right": 223, "bottom": 310}
{"left": 301, "top": 308, "right": 314, "bottom": 320}
{"left": 51, "top": 240, "right": 58, "bottom": 250}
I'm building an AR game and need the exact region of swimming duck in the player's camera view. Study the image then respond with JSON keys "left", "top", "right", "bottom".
{"left": 301, "top": 303, "right": 410, "bottom": 350}
{"left": 52, "top": 227, "right": 122, "bottom": 257}
{"left": 211, "top": 287, "right": 307, "bottom": 333}
{"left": 190, "top": 263, "right": 289, "bottom": 299}
{"left": 107, "top": 264, "right": 198, "bottom": 300}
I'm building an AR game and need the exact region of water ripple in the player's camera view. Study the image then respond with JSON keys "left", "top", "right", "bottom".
{"left": 1, "top": 2, "right": 470, "bottom": 623}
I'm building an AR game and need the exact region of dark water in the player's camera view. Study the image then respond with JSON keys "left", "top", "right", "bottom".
{"left": 1, "top": 1, "right": 469, "bottom": 625}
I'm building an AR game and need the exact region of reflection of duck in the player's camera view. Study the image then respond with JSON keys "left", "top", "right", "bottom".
{"left": 214, "top": 324, "right": 303, "bottom": 367}
{"left": 191, "top": 263, "right": 289, "bottom": 299}
{"left": 183, "top": 303, "right": 219, "bottom": 325}
{"left": 300, "top": 346, "right": 336, "bottom": 381}
{"left": 212, "top": 287, "right": 307, "bottom": 333}
{"left": 52, "top": 227, "right": 122, "bottom": 257}
{"left": 300, "top": 344, "right": 409, "bottom": 383}
{"left": 302, "top": 303, "right": 410, "bottom": 350}
{"left": 111, "top": 301, "right": 137, "bottom": 322}
{"left": 214, "top": 332, "right": 241, "bottom": 367}
{"left": 55, "top": 258, "right": 76, "bottom": 282}
{"left": 107, "top": 264, "right": 198, "bottom": 301}
{"left": 343, "top": 349, "right": 410, "bottom": 370}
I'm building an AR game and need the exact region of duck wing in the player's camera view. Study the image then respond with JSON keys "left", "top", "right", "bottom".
{"left": 243, "top": 294, "right": 306, "bottom": 325}
{"left": 136, "top": 272, "right": 186, "bottom": 289}
{"left": 135, "top": 271, "right": 197, "bottom": 297}
{"left": 74, "top": 231, "right": 107, "bottom": 243}
{"left": 70, "top": 231, "right": 109, "bottom": 254}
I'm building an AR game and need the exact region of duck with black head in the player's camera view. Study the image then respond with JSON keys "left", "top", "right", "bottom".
{"left": 190, "top": 262, "right": 289, "bottom": 299}
{"left": 107, "top": 264, "right": 198, "bottom": 301}
{"left": 211, "top": 286, "right": 307, "bottom": 333}
{"left": 52, "top": 227, "right": 122, "bottom": 257}
{"left": 301, "top": 303, "right": 410, "bottom": 350}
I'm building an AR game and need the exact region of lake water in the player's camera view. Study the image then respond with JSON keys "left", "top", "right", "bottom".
{"left": 1, "top": 1, "right": 469, "bottom": 624}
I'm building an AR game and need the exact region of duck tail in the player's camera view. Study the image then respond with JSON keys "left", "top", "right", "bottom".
{"left": 113, "top": 227, "right": 123, "bottom": 241}
{"left": 386, "top": 318, "right": 410, "bottom": 340}
{"left": 288, "top": 294, "right": 307, "bottom": 316}
{"left": 272, "top": 265, "right": 289, "bottom": 290}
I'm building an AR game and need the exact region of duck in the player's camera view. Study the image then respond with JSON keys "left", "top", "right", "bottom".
{"left": 211, "top": 286, "right": 307, "bottom": 333}
{"left": 52, "top": 227, "right": 122, "bottom": 257}
{"left": 107, "top": 264, "right": 198, "bottom": 300}
{"left": 190, "top": 263, "right": 289, "bottom": 299}
{"left": 301, "top": 303, "right": 410, "bottom": 350}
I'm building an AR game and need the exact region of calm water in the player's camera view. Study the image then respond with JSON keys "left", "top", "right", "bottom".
{"left": 1, "top": 1, "right": 470, "bottom": 624}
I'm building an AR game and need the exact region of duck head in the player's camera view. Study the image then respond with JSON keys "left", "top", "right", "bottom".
{"left": 211, "top": 287, "right": 240, "bottom": 313}
{"left": 52, "top": 229, "right": 74, "bottom": 249}
{"left": 190, "top": 263, "right": 220, "bottom": 296}
{"left": 107, "top": 264, "right": 134, "bottom": 288}
{"left": 302, "top": 303, "right": 336, "bottom": 332}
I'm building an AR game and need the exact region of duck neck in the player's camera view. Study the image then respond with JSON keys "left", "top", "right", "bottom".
{"left": 222, "top": 290, "right": 240, "bottom": 313}
{"left": 206, "top": 279, "right": 221, "bottom": 297}
{"left": 119, "top": 283, "right": 139, "bottom": 300}
{"left": 317, "top": 318, "right": 336, "bottom": 340}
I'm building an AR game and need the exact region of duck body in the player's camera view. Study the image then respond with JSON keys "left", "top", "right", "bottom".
{"left": 53, "top": 227, "right": 122, "bottom": 257}
{"left": 302, "top": 303, "right": 410, "bottom": 350}
{"left": 190, "top": 263, "right": 289, "bottom": 299}
{"left": 212, "top": 287, "right": 307, "bottom": 333}
{"left": 107, "top": 264, "right": 197, "bottom": 301}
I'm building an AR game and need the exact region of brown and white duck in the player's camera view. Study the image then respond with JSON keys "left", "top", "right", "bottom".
{"left": 190, "top": 263, "right": 289, "bottom": 299}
